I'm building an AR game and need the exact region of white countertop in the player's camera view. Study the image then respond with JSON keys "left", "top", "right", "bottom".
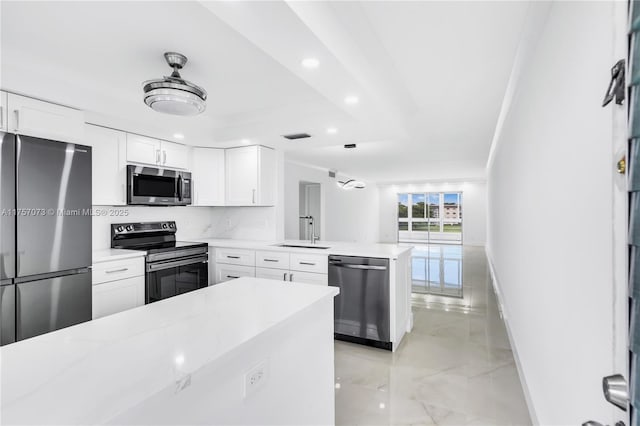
{"left": 0, "top": 278, "right": 338, "bottom": 425}
{"left": 195, "top": 238, "right": 412, "bottom": 259}
{"left": 92, "top": 248, "right": 146, "bottom": 263}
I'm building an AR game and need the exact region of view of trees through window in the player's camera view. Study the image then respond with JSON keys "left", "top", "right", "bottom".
{"left": 398, "top": 192, "right": 462, "bottom": 243}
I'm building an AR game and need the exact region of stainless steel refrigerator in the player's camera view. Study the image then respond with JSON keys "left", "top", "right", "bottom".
{"left": 0, "top": 132, "right": 92, "bottom": 345}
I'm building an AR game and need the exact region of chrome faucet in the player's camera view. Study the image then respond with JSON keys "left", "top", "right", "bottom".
{"left": 299, "top": 215, "right": 319, "bottom": 245}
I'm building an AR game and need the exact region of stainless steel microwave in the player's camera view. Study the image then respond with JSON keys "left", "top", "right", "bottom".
{"left": 127, "top": 165, "right": 192, "bottom": 206}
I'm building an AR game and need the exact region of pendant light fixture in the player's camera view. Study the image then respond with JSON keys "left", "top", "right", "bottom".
{"left": 337, "top": 179, "right": 366, "bottom": 190}
{"left": 143, "top": 52, "right": 207, "bottom": 116}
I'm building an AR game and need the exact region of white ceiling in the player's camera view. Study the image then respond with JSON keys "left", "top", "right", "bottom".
{"left": 1, "top": 1, "right": 529, "bottom": 183}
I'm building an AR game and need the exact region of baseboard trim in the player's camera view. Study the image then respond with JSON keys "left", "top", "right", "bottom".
{"left": 485, "top": 246, "right": 540, "bottom": 426}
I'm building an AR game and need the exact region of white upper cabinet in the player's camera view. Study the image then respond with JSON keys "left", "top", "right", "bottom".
{"left": 86, "top": 124, "right": 127, "bottom": 205}
{"left": 160, "top": 140, "right": 189, "bottom": 169}
{"left": 192, "top": 147, "right": 225, "bottom": 206}
{"left": 126, "top": 134, "right": 188, "bottom": 169}
{"left": 126, "top": 134, "right": 161, "bottom": 166}
{"left": 225, "top": 145, "right": 276, "bottom": 206}
{"left": 0, "top": 91, "right": 7, "bottom": 132}
{"left": 6, "top": 93, "right": 84, "bottom": 143}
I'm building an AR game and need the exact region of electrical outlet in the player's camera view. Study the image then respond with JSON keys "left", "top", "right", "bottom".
{"left": 244, "top": 360, "right": 268, "bottom": 398}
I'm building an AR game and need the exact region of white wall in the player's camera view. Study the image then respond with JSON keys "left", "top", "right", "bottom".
{"left": 284, "top": 161, "right": 380, "bottom": 243}
{"left": 378, "top": 181, "right": 487, "bottom": 246}
{"left": 487, "top": 2, "right": 618, "bottom": 424}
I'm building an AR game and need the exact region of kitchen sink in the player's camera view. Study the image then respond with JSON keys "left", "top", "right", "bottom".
{"left": 274, "top": 244, "right": 331, "bottom": 250}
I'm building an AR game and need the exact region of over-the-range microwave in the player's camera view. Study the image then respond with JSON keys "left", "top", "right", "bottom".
{"left": 127, "top": 165, "right": 192, "bottom": 206}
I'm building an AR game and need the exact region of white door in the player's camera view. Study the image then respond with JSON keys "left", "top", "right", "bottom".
{"left": 160, "top": 140, "right": 189, "bottom": 169}
{"left": 86, "top": 124, "right": 127, "bottom": 205}
{"left": 92, "top": 276, "right": 144, "bottom": 319}
{"left": 226, "top": 146, "right": 258, "bottom": 205}
{"left": 126, "top": 134, "right": 161, "bottom": 166}
{"left": 192, "top": 147, "right": 225, "bottom": 206}
{"left": 7, "top": 93, "right": 84, "bottom": 143}
{"left": 0, "top": 91, "right": 7, "bottom": 132}
{"left": 255, "top": 267, "right": 288, "bottom": 282}
{"left": 290, "top": 271, "right": 327, "bottom": 286}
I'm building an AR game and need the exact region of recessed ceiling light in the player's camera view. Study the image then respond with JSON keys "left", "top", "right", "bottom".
{"left": 301, "top": 57, "right": 320, "bottom": 69}
{"left": 344, "top": 95, "right": 359, "bottom": 105}
{"left": 173, "top": 133, "right": 184, "bottom": 140}
{"left": 327, "top": 127, "right": 338, "bottom": 134}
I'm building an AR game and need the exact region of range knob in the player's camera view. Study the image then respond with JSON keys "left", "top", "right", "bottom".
{"left": 116, "top": 226, "right": 124, "bottom": 232}
{"left": 169, "top": 223, "right": 175, "bottom": 228}
{"left": 126, "top": 225, "right": 133, "bottom": 232}
{"left": 162, "top": 223, "right": 168, "bottom": 229}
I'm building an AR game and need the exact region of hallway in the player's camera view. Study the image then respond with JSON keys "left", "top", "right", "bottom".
{"left": 334, "top": 246, "right": 531, "bottom": 425}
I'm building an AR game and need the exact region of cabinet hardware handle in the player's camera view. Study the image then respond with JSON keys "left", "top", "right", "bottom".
{"left": 156, "top": 149, "right": 160, "bottom": 164}
{"left": 14, "top": 110, "right": 19, "bottom": 132}
{"left": 299, "top": 262, "right": 316, "bottom": 266}
{"left": 0, "top": 106, "right": 3, "bottom": 128}
{"left": 252, "top": 189, "right": 256, "bottom": 204}
{"left": 226, "top": 255, "right": 240, "bottom": 259}
{"left": 226, "top": 275, "right": 239, "bottom": 279}
{"left": 290, "top": 274, "right": 294, "bottom": 281}
{"left": 283, "top": 272, "right": 287, "bottom": 281}
{"left": 163, "top": 150, "right": 167, "bottom": 165}
{"left": 106, "top": 268, "right": 128, "bottom": 274}
{"left": 264, "top": 259, "right": 278, "bottom": 262}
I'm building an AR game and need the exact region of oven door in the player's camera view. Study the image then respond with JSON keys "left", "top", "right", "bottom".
{"left": 145, "top": 255, "right": 208, "bottom": 303}
{"left": 127, "top": 165, "right": 189, "bottom": 206}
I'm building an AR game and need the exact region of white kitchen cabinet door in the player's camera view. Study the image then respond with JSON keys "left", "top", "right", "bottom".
{"left": 289, "top": 271, "right": 328, "bottom": 286}
{"left": 92, "top": 276, "right": 145, "bottom": 319}
{"left": 215, "top": 263, "right": 255, "bottom": 283}
{"left": 126, "top": 133, "right": 161, "bottom": 166}
{"left": 225, "top": 146, "right": 258, "bottom": 205}
{"left": 225, "top": 145, "right": 276, "bottom": 206}
{"left": 256, "top": 267, "right": 289, "bottom": 282}
{"left": 7, "top": 93, "right": 84, "bottom": 143}
{"left": 160, "top": 140, "right": 189, "bottom": 169}
{"left": 86, "top": 124, "right": 127, "bottom": 205}
{"left": 192, "top": 147, "right": 225, "bottom": 206}
{"left": 0, "top": 91, "right": 7, "bottom": 132}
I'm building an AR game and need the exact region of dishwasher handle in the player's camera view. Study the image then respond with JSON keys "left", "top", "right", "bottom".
{"left": 328, "top": 262, "right": 387, "bottom": 271}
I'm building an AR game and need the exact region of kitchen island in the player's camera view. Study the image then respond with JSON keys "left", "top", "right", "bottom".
{"left": 201, "top": 239, "right": 413, "bottom": 351}
{"left": 0, "top": 278, "right": 339, "bottom": 425}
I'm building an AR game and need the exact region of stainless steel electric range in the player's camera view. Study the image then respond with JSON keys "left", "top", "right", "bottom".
{"left": 110, "top": 221, "right": 208, "bottom": 304}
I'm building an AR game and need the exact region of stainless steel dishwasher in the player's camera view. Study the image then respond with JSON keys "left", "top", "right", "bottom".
{"left": 328, "top": 255, "right": 391, "bottom": 350}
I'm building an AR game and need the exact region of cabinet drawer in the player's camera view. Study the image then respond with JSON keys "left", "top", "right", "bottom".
{"left": 92, "top": 276, "right": 144, "bottom": 319}
{"left": 215, "top": 264, "right": 255, "bottom": 283}
{"left": 289, "top": 253, "right": 328, "bottom": 274}
{"left": 255, "top": 267, "right": 289, "bottom": 281}
{"left": 93, "top": 257, "right": 144, "bottom": 285}
{"left": 215, "top": 248, "right": 255, "bottom": 266}
{"left": 256, "top": 251, "right": 289, "bottom": 270}
{"left": 289, "top": 271, "right": 328, "bottom": 286}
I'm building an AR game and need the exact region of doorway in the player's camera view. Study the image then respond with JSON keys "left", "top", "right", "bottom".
{"left": 299, "top": 182, "right": 321, "bottom": 240}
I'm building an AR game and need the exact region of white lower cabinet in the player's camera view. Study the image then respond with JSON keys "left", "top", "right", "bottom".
{"left": 215, "top": 264, "right": 255, "bottom": 283}
{"left": 214, "top": 247, "right": 328, "bottom": 285}
{"left": 256, "top": 267, "right": 289, "bottom": 281}
{"left": 92, "top": 256, "right": 145, "bottom": 319}
{"left": 288, "top": 271, "right": 328, "bottom": 286}
{"left": 93, "top": 277, "right": 145, "bottom": 319}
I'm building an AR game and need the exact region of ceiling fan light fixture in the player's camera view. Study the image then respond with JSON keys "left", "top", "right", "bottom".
{"left": 143, "top": 52, "right": 207, "bottom": 116}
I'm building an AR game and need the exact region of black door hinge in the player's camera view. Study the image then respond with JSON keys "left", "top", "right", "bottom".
{"left": 603, "top": 59, "right": 626, "bottom": 107}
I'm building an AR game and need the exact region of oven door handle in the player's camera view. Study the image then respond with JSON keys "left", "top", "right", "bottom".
{"left": 147, "top": 255, "right": 208, "bottom": 272}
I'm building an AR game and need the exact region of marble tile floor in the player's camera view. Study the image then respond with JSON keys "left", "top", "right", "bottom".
{"left": 334, "top": 246, "right": 531, "bottom": 426}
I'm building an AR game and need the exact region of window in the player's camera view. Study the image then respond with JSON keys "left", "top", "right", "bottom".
{"left": 397, "top": 192, "right": 462, "bottom": 244}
